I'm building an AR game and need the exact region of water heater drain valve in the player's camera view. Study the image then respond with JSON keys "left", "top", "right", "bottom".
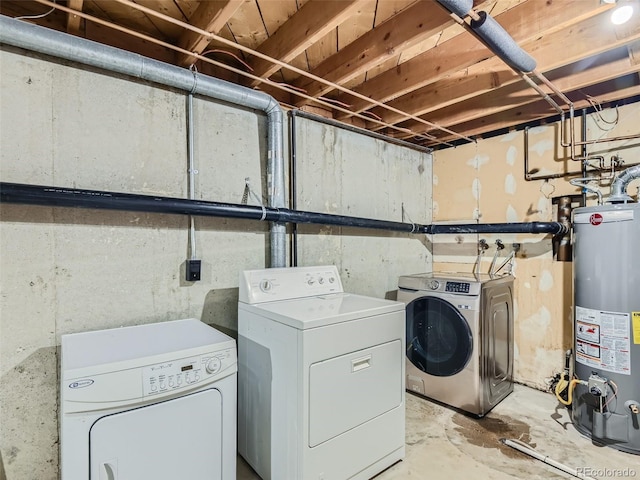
{"left": 588, "top": 373, "right": 609, "bottom": 397}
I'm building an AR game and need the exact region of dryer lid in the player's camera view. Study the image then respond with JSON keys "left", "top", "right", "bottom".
{"left": 239, "top": 293, "right": 404, "bottom": 330}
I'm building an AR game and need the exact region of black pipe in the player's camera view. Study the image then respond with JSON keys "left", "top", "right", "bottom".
{"left": 289, "top": 111, "right": 298, "bottom": 267}
{"left": 581, "top": 108, "right": 588, "bottom": 205}
{"left": 424, "top": 222, "right": 565, "bottom": 235}
{"left": 289, "top": 110, "right": 433, "bottom": 154}
{"left": 0, "top": 182, "right": 568, "bottom": 235}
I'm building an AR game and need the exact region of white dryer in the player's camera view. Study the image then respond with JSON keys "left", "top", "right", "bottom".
{"left": 238, "top": 265, "right": 405, "bottom": 480}
{"left": 60, "top": 318, "right": 237, "bottom": 480}
{"left": 398, "top": 272, "right": 514, "bottom": 417}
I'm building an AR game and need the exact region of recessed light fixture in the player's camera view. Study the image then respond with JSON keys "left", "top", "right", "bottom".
{"left": 611, "top": 4, "right": 634, "bottom": 24}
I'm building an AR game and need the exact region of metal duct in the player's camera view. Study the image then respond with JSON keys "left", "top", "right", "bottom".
{"left": 608, "top": 164, "right": 640, "bottom": 204}
{"left": 0, "top": 182, "right": 569, "bottom": 236}
{"left": 0, "top": 14, "right": 287, "bottom": 267}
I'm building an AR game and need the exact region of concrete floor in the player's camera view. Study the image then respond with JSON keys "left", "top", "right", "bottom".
{"left": 237, "top": 384, "right": 639, "bottom": 480}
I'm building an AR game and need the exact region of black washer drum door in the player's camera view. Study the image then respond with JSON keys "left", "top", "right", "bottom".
{"left": 406, "top": 296, "right": 473, "bottom": 377}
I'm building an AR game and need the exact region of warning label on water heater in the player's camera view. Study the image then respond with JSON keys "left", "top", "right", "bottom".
{"left": 575, "top": 306, "right": 630, "bottom": 375}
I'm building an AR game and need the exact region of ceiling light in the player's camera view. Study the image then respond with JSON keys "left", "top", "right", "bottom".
{"left": 611, "top": 5, "right": 634, "bottom": 24}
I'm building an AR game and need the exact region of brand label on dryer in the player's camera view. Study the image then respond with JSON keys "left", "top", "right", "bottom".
{"left": 68, "top": 379, "right": 94, "bottom": 389}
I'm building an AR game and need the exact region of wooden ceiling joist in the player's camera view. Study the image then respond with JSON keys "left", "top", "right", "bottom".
{"left": 176, "top": 0, "right": 244, "bottom": 67}
{"left": 291, "top": 1, "right": 455, "bottom": 106}
{"left": 399, "top": 46, "right": 640, "bottom": 136}
{"left": 66, "top": 0, "right": 83, "bottom": 35}
{"left": 423, "top": 76, "right": 640, "bottom": 144}
{"left": 376, "top": 13, "right": 640, "bottom": 133}
{"left": 334, "top": 0, "right": 612, "bottom": 119}
{"left": 245, "top": 0, "right": 368, "bottom": 87}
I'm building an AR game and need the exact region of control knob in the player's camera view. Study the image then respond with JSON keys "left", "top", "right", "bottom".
{"left": 259, "top": 279, "right": 272, "bottom": 292}
{"left": 428, "top": 280, "right": 440, "bottom": 290}
{"left": 206, "top": 357, "right": 222, "bottom": 375}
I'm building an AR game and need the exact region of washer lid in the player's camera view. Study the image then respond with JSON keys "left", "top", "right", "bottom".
{"left": 239, "top": 293, "right": 404, "bottom": 329}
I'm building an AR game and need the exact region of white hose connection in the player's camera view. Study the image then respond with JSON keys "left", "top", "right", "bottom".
{"left": 570, "top": 178, "right": 603, "bottom": 205}
{"left": 501, "top": 439, "right": 599, "bottom": 480}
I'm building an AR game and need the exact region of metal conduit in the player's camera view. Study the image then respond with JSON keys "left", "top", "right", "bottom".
{"left": 0, "top": 14, "right": 287, "bottom": 268}
{"left": 0, "top": 182, "right": 569, "bottom": 236}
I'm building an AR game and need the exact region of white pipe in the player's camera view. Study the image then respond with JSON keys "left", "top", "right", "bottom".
{"left": 569, "top": 178, "right": 603, "bottom": 205}
{"left": 501, "top": 439, "right": 598, "bottom": 480}
{"left": 0, "top": 14, "right": 286, "bottom": 267}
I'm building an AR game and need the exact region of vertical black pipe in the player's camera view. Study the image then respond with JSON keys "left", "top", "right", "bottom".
{"left": 555, "top": 196, "right": 572, "bottom": 262}
{"left": 289, "top": 111, "right": 298, "bottom": 266}
{"left": 581, "top": 108, "right": 588, "bottom": 205}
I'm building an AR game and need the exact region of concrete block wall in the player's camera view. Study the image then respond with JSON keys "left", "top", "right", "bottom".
{"left": 294, "top": 116, "right": 433, "bottom": 297}
{"left": 0, "top": 46, "right": 433, "bottom": 479}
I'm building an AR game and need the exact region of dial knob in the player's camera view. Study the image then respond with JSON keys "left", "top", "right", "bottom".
{"left": 259, "top": 279, "right": 272, "bottom": 292}
{"left": 206, "top": 357, "right": 222, "bottom": 374}
{"left": 428, "top": 280, "right": 440, "bottom": 290}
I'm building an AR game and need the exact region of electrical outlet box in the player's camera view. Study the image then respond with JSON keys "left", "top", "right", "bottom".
{"left": 186, "top": 260, "right": 201, "bottom": 282}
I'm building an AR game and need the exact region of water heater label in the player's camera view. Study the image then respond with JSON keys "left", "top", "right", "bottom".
{"left": 633, "top": 312, "right": 640, "bottom": 345}
{"left": 573, "top": 210, "right": 634, "bottom": 224}
{"left": 575, "top": 306, "right": 631, "bottom": 375}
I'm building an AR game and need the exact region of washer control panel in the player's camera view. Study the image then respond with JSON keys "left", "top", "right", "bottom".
{"left": 445, "top": 281, "right": 470, "bottom": 294}
{"left": 143, "top": 348, "right": 235, "bottom": 397}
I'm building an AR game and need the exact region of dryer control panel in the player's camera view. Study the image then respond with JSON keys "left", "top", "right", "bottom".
{"left": 143, "top": 348, "right": 235, "bottom": 397}
{"left": 239, "top": 265, "right": 344, "bottom": 304}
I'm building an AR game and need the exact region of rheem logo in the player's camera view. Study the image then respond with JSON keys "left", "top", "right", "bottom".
{"left": 589, "top": 213, "right": 603, "bottom": 226}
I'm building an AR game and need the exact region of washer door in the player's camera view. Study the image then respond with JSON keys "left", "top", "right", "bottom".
{"left": 406, "top": 296, "right": 473, "bottom": 377}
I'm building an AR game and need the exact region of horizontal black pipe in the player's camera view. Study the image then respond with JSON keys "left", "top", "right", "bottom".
{"left": 424, "top": 223, "right": 563, "bottom": 235}
{"left": 0, "top": 182, "right": 568, "bottom": 235}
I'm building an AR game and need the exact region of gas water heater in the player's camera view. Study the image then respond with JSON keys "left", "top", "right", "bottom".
{"left": 570, "top": 166, "right": 640, "bottom": 455}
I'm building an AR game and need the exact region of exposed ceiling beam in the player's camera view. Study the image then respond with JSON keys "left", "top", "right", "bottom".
{"left": 176, "top": 0, "right": 244, "bottom": 68}
{"left": 334, "top": 0, "right": 612, "bottom": 119}
{"left": 399, "top": 47, "right": 640, "bottom": 136}
{"left": 421, "top": 76, "right": 640, "bottom": 145}
{"left": 291, "top": 1, "right": 456, "bottom": 106}
{"left": 66, "top": 0, "right": 83, "bottom": 35}
{"left": 245, "top": 0, "right": 367, "bottom": 88}
{"left": 378, "top": 14, "right": 640, "bottom": 132}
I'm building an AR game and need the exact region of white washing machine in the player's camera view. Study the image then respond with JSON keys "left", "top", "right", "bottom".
{"left": 238, "top": 265, "right": 405, "bottom": 480}
{"left": 60, "top": 318, "right": 237, "bottom": 480}
{"left": 398, "top": 272, "right": 514, "bottom": 417}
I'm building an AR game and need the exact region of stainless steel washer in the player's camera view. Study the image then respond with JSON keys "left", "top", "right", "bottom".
{"left": 398, "top": 272, "right": 514, "bottom": 417}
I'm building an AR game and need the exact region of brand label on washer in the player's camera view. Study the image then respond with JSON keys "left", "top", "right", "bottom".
{"left": 575, "top": 306, "right": 630, "bottom": 375}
